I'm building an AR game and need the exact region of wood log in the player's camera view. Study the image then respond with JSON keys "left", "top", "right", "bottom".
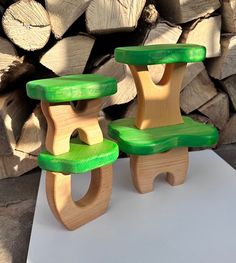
{"left": 147, "top": 20, "right": 182, "bottom": 84}
{"left": 206, "top": 35, "right": 236, "bottom": 80}
{"left": 156, "top": 0, "right": 220, "bottom": 24}
{"left": 16, "top": 105, "right": 47, "bottom": 155}
{"left": 0, "top": 150, "right": 37, "bottom": 179}
{"left": 222, "top": 0, "right": 236, "bottom": 33}
{"left": 86, "top": 0, "right": 146, "bottom": 34}
{"left": 220, "top": 114, "right": 236, "bottom": 144}
{"left": 183, "top": 16, "right": 221, "bottom": 58}
{"left": 2, "top": 0, "right": 51, "bottom": 51}
{"left": 180, "top": 68, "right": 217, "bottom": 114}
{"left": 45, "top": 0, "right": 92, "bottom": 39}
{"left": 220, "top": 74, "right": 236, "bottom": 111}
{"left": 0, "top": 89, "right": 35, "bottom": 155}
{"left": 182, "top": 62, "right": 205, "bottom": 90}
{"left": 40, "top": 35, "right": 95, "bottom": 76}
{"left": 198, "top": 92, "right": 229, "bottom": 129}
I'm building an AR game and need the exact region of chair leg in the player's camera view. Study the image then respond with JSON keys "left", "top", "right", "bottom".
{"left": 130, "top": 148, "right": 189, "bottom": 194}
{"left": 45, "top": 165, "right": 113, "bottom": 230}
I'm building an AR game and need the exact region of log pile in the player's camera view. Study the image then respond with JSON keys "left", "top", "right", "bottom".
{"left": 0, "top": 0, "right": 236, "bottom": 179}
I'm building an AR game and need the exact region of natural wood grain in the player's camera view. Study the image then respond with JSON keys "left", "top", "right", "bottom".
{"left": 185, "top": 16, "right": 221, "bottom": 58}
{"left": 15, "top": 105, "right": 47, "bottom": 155}
{"left": 45, "top": 0, "right": 92, "bottom": 39}
{"left": 41, "top": 99, "right": 103, "bottom": 155}
{"left": 130, "top": 148, "right": 189, "bottom": 193}
{"left": 0, "top": 149, "right": 37, "bottom": 179}
{"left": 198, "top": 92, "right": 229, "bottom": 130}
{"left": 108, "top": 116, "right": 218, "bottom": 155}
{"left": 222, "top": 0, "right": 236, "bottom": 33}
{"left": 40, "top": 35, "right": 95, "bottom": 76}
{"left": 180, "top": 69, "right": 217, "bottom": 114}
{"left": 207, "top": 35, "right": 236, "bottom": 80}
{"left": 46, "top": 165, "right": 113, "bottom": 230}
{"left": 0, "top": 89, "right": 35, "bottom": 155}
{"left": 156, "top": 0, "right": 220, "bottom": 24}
{"left": 220, "top": 114, "right": 236, "bottom": 144}
{"left": 86, "top": 0, "right": 146, "bottom": 34}
{"left": 129, "top": 63, "right": 186, "bottom": 129}
{"left": 220, "top": 74, "right": 236, "bottom": 111}
{"left": 2, "top": 0, "right": 51, "bottom": 51}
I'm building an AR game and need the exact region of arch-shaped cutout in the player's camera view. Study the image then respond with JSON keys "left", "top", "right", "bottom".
{"left": 46, "top": 165, "right": 113, "bottom": 230}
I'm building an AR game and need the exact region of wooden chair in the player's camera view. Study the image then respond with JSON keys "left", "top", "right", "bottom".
{"left": 109, "top": 44, "right": 218, "bottom": 193}
{"left": 27, "top": 74, "right": 119, "bottom": 230}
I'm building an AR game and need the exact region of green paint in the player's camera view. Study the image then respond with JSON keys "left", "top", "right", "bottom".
{"left": 26, "top": 74, "right": 117, "bottom": 102}
{"left": 108, "top": 117, "right": 218, "bottom": 155}
{"left": 115, "top": 44, "right": 206, "bottom": 65}
{"left": 38, "top": 138, "right": 119, "bottom": 173}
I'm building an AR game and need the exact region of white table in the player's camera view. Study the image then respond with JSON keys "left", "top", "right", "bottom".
{"left": 27, "top": 150, "right": 236, "bottom": 263}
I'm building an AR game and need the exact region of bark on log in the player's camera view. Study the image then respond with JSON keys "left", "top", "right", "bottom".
{"left": 86, "top": 0, "right": 146, "bottom": 34}
{"left": 2, "top": 0, "right": 51, "bottom": 51}
{"left": 40, "top": 35, "right": 95, "bottom": 76}
{"left": 15, "top": 105, "right": 46, "bottom": 155}
{"left": 222, "top": 0, "right": 236, "bottom": 33}
{"left": 45, "top": 0, "right": 92, "bottom": 39}
{"left": 220, "top": 74, "right": 236, "bottom": 111}
{"left": 220, "top": 114, "right": 236, "bottom": 144}
{"left": 156, "top": 0, "right": 221, "bottom": 24}
{"left": 184, "top": 16, "right": 221, "bottom": 58}
{"left": 0, "top": 89, "right": 35, "bottom": 155}
{"left": 180, "top": 69, "right": 218, "bottom": 114}
{"left": 207, "top": 35, "right": 236, "bottom": 80}
{"left": 198, "top": 92, "right": 229, "bottom": 129}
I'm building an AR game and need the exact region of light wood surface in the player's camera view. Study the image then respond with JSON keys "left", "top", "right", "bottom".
{"left": 46, "top": 165, "right": 113, "bottom": 230}
{"left": 41, "top": 99, "right": 103, "bottom": 155}
{"left": 40, "top": 35, "right": 95, "bottom": 76}
{"left": 2, "top": 0, "right": 51, "bottom": 51}
{"left": 156, "top": 0, "right": 220, "bottom": 24}
{"left": 220, "top": 74, "right": 236, "bottom": 111}
{"left": 45, "top": 0, "right": 92, "bottom": 39}
{"left": 222, "top": 0, "right": 236, "bottom": 33}
{"left": 180, "top": 69, "right": 217, "bottom": 114}
{"left": 220, "top": 114, "right": 236, "bottom": 144}
{"left": 86, "top": 0, "right": 146, "bottom": 34}
{"left": 185, "top": 16, "right": 221, "bottom": 58}
{"left": 207, "top": 35, "right": 236, "bottom": 80}
{"left": 129, "top": 63, "right": 185, "bottom": 129}
{"left": 198, "top": 92, "right": 229, "bottom": 130}
{"left": 130, "top": 148, "right": 189, "bottom": 193}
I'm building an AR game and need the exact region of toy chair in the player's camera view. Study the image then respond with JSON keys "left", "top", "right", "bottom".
{"left": 27, "top": 74, "right": 119, "bottom": 230}
{"left": 109, "top": 44, "right": 218, "bottom": 193}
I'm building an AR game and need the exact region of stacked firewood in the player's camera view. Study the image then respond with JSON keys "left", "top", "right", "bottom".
{"left": 0, "top": 0, "right": 235, "bottom": 179}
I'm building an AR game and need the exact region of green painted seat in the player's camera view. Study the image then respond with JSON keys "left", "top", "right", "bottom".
{"left": 115, "top": 44, "right": 206, "bottom": 65}
{"left": 26, "top": 74, "right": 117, "bottom": 103}
{"left": 38, "top": 138, "right": 119, "bottom": 173}
{"left": 108, "top": 116, "right": 218, "bottom": 155}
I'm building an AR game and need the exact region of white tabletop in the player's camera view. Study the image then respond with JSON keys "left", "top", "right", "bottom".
{"left": 27, "top": 150, "right": 236, "bottom": 263}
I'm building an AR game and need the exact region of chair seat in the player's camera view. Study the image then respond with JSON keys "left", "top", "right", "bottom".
{"left": 115, "top": 44, "right": 206, "bottom": 65}
{"left": 108, "top": 116, "right": 218, "bottom": 155}
{"left": 26, "top": 74, "right": 117, "bottom": 102}
{"left": 38, "top": 138, "right": 119, "bottom": 173}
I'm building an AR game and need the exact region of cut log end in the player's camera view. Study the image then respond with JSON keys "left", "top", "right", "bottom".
{"left": 2, "top": 0, "right": 51, "bottom": 51}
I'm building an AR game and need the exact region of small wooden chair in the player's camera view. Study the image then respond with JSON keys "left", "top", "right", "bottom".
{"left": 27, "top": 74, "right": 119, "bottom": 230}
{"left": 109, "top": 44, "right": 218, "bottom": 193}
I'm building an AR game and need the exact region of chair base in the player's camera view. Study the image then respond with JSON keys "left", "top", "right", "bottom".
{"left": 130, "top": 148, "right": 189, "bottom": 194}
{"left": 46, "top": 165, "right": 113, "bottom": 230}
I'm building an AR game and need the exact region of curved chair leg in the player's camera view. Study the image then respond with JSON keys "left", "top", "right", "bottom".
{"left": 130, "top": 148, "right": 189, "bottom": 194}
{"left": 46, "top": 165, "right": 113, "bottom": 230}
